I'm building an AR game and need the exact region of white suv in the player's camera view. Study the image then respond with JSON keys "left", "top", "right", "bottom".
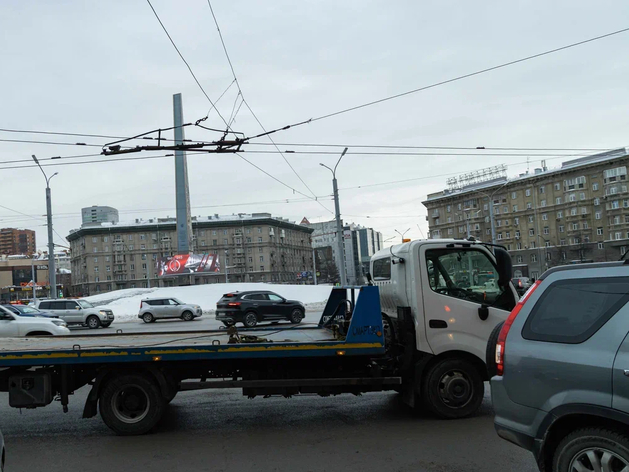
{"left": 37, "top": 299, "right": 114, "bottom": 328}
{"left": 0, "top": 305, "right": 70, "bottom": 336}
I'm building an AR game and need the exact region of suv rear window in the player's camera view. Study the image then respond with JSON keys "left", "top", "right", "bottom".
{"left": 372, "top": 257, "right": 391, "bottom": 280}
{"left": 522, "top": 277, "right": 629, "bottom": 344}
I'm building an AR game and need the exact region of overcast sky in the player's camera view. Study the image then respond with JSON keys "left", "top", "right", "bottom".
{"left": 1, "top": 0, "right": 628, "bottom": 251}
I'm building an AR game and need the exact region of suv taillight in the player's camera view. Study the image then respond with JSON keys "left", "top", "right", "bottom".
{"left": 495, "top": 279, "right": 542, "bottom": 375}
{"left": 228, "top": 302, "right": 241, "bottom": 307}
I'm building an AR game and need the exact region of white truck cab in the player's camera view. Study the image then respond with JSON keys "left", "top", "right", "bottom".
{"left": 370, "top": 238, "right": 517, "bottom": 418}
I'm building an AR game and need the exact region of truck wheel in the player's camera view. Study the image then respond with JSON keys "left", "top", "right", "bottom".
{"left": 553, "top": 428, "right": 629, "bottom": 472}
{"left": 98, "top": 373, "right": 166, "bottom": 436}
{"left": 289, "top": 309, "right": 304, "bottom": 324}
{"left": 181, "top": 311, "right": 194, "bottom": 321}
{"left": 87, "top": 316, "right": 101, "bottom": 329}
{"left": 243, "top": 311, "right": 258, "bottom": 328}
{"left": 485, "top": 321, "right": 504, "bottom": 378}
{"left": 421, "top": 358, "right": 484, "bottom": 419}
{"left": 142, "top": 313, "right": 154, "bottom": 323}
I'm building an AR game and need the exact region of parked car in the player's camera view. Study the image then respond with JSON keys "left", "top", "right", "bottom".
{"left": 0, "top": 305, "right": 70, "bottom": 336}
{"left": 0, "top": 303, "right": 59, "bottom": 318}
{"left": 216, "top": 291, "right": 305, "bottom": 328}
{"left": 138, "top": 298, "right": 202, "bottom": 323}
{"left": 490, "top": 260, "right": 629, "bottom": 472}
{"left": 511, "top": 276, "right": 532, "bottom": 295}
{"left": 36, "top": 299, "right": 114, "bottom": 328}
{"left": 0, "top": 427, "right": 4, "bottom": 472}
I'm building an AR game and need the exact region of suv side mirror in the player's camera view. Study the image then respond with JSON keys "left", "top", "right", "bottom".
{"left": 494, "top": 247, "right": 513, "bottom": 289}
{"left": 75, "top": 306, "right": 81, "bottom": 310}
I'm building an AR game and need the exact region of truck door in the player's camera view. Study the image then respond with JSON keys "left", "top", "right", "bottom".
{"left": 420, "top": 246, "right": 515, "bottom": 361}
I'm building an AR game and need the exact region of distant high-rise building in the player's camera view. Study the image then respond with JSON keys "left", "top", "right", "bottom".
{"left": 81, "top": 206, "right": 119, "bottom": 226}
{"left": 0, "top": 228, "right": 36, "bottom": 255}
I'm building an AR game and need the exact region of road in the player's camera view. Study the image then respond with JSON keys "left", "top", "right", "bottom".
{"left": 0, "top": 386, "right": 537, "bottom": 472}
{"left": 68, "top": 310, "right": 323, "bottom": 335}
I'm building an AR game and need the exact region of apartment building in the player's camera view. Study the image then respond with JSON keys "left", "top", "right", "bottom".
{"left": 0, "top": 228, "right": 36, "bottom": 256}
{"left": 81, "top": 206, "right": 119, "bottom": 225}
{"left": 67, "top": 213, "right": 314, "bottom": 295}
{"left": 423, "top": 148, "right": 629, "bottom": 279}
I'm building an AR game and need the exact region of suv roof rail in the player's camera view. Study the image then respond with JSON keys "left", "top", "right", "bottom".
{"left": 540, "top": 260, "right": 628, "bottom": 280}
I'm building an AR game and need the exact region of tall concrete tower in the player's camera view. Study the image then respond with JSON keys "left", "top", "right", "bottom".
{"left": 173, "top": 93, "right": 192, "bottom": 253}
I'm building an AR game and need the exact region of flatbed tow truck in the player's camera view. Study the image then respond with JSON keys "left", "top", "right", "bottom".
{"left": 0, "top": 286, "right": 399, "bottom": 435}
{"left": 0, "top": 238, "right": 518, "bottom": 435}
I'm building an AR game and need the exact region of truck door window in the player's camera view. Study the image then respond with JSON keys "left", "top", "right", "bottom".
{"left": 372, "top": 257, "right": 391, "bottom": 280}
{"left": 426, "top": 249, "right": 506, "bottom": 306}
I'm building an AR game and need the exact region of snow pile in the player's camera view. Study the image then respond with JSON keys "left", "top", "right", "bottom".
{"left": 84, "top": 284, "right": 333, "bottom": 323}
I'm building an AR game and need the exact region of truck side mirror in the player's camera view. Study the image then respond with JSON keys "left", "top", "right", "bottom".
{"left": 494, "top": 247, "right": 513, "bottom": 288}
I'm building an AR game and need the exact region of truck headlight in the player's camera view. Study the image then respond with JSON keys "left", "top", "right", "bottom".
{"left": 52, "top": 320, "right": 67, "bottom": 327}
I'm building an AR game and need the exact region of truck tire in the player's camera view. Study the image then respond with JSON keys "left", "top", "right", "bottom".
{"left": 86, "top": 315, "right": 101, "bottom": 329}
{"left": 485, "top": 321, "right": 504, "bottom": 378}
{"left": 421, "top": 358, "right": 484, "bottom": 419}
{"left": 98, "top": 373, "right": 166, "bottom": 436}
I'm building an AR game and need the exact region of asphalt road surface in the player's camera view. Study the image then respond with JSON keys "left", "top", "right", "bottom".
{"left": 0, "top": 386, "right": 538, "bottom": 472}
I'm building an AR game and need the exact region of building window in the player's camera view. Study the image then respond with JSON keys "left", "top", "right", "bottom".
{"left": 236, "top": 238, "right": 241, "bottom": 244}
{"left": 94, "top": 257, "right": 98, "bottom": 263}
{"left": 559, "top": 225, "right": 565, "bottom": 233}
{"left": 103, "top": 236, "right": 109, "bottom": 242}
{"left": 435, "top": 218, "right": 440, "bottom": 225}
{"left": 142, "top": 263, "right": 147, "bottom": 269}
{"left": 543, "top": 227, "right": 549, "bottom": 235}
{"left": 579, "top": 192, "right": 585, "bottom": 200}
{"left": 597, "top": 227, "right": 604, "bottom": 235}
{"left": 486, "top": 229, "right": 491, "bottom": 235}
{"left": 129, "top": 235, "right": 134, "bottom": 241}
{"left": 598, "top": 242, "right": 605, "bottom": 249}
{"left": 554, "top": 183, "right": 560, "bottom": 191}
{"left": 614, "top": 215, "right": 621, "bottom": 225}
{"left": 583, "top": 222, "right": 589, "bottom": 229}
{"left": 546, "top": 252, "right": 551, "bottom": 260}
{"left": 569, "top": 208, "right": 577, "bottom": 216}
{"left": 529, "top": 229, "right": 535, "bottom": 236}
{"left": 140, "top": 244, "right": 145, "bottom": 249}
{"left": 612, "top": 200, "right": 620, "bottom": 209}
{"left": 93, "top": 247, "right": 98, "bottom": 253}
{"left": 542, "top": 213, "right": 548, "bottom": 220}
{"left": 140, "top": 234, "right": 145, "bottom": 240}
{"left": 497, "top": 233, "right": 503, "bottom": 240}
{"left": 105, "top": 256, "right": 110, "bottom": 262}
{"left": 483, "top": 204, "right": 488, "bottom": 211}
{"left": 527, "top": 202, "right": 532, "bottom": 209}
{"left": 447, "top": 228, "right": 453, "bottom": 235}
{"left": 616, "top": 232, "right": 622, "bottom": 240}
{"left": 94, "top": 266, "right": 99, "bottom": 272}
{"left": 555, "top": 197, "right": 561, "bottom": 205}
{"left": 246, "top": 228, "right": 251, "bottom": 234}
{"left": 593, "top": 183, "right": 599, "bottom": 191}
{"left": 516, "top": 243, "right": 522, "bottom": 250}
{"left": 106, "top": 265, "right": 111, "bottom": 272}
{"left": 572, "top": 223, "right": 579, "bottom": 230}
{"left": 506, "top": 232, "right": 510, "bottom": 238}
{"left": 560, "top": 239, "right": 566, "bottom": 246}
{"left": 457, "top": 203, "right": 462, "bottom": 210}
{"left": 540, "top": 200, "right": 546, "bottom": 207}
{"left": 130, "top": 264, "right": 135, "bottom": 270}
{"left": 539, "top": 186, "right": 545, "bottom": 194}
{"left": 595, "top": 212, "right": 602, "bottom": 220}
{"left": 514, "top": 217, "right": 519, "bottom": 225}
{"left": 213, "top": 239, "right": 217, "bottom": 245}
{"left": 528, "top": 215, "right": 534, "bottom": 223}
{"left": 526, "top": 189, "right": 531, "bottom": 197}
{"left": 141, "top": 254, "right": 147, "bottom": 260}
{"left": 531, "top": 254, "right": 537, "bottom": 262}
{"left": 512, "top": 205, "right": 518, "bottom": 212}
{"left": 511, "top": 192, "right": 517, "bottom": 200}
{"left": 516, "top": 255, "right": 523, "bottom": 263}
{"left": 557, "top": 210, "right": 563, "bottom": 218}
{"left": 104, "top": 246, "right": 109, "bottom": 252}
{"left": 446, "top": 205, "right": 451, "bottom": 212}
{"left": 569, "top": 194, "right": 576, "bottom": 202}
{"left": 92, "top": 237, "right": 97, "bottom": 243}
{"left": 497, "top": 220, "right": 502, "bottom": 227}
{"left": 495, "top": 207, "right": 500, "bottom": 215}
{"left": 223, "top": 239, "right": 228, "bottom": 244}
{"left": 258, "top": 237, "right": 263, "bottom": 243}
{"left": 260, "top": 265, "right": 265, "bottom": 271}
{"left": 515, "top": 230, "right": 521, "bottom": 238}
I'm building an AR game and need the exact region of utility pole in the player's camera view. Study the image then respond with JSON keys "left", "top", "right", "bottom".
{"left": 32, "top": 155, "right": 58, "bottom": 299}
{"left": 312, "top": 247, "right": 318, "bottom": 285}
{"left": 31, "top": 255, "right": 37, "bottom": 304}
{"left": 173, "top": 93, "right": 192, "bottom": 254}
{"left": 320, "top": 147, "right": 348, "bottom": 286}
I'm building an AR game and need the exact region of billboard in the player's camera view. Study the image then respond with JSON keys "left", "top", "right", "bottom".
{"left": 157, "top": 253, "right": 220, "bottom": 277}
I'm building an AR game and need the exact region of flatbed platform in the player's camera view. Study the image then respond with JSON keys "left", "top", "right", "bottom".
{"left": 0, "top": 286, "right": 385, "bottom": 367}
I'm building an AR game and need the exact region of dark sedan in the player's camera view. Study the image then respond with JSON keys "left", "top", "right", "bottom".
{"left": 0, "top": 304, "right": 59, "bottom": 318}
{"left": 216, "top": 291, "right": 305, "bottom": 328}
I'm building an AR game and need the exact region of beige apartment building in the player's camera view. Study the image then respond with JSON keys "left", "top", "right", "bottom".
{"left": 67, "top": 213, "right": 314, "bottom": 296}
{"left": 423, "top": 148, "right": 629, "bottom": 279}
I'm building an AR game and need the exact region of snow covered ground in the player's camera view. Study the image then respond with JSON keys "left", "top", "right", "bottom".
{"left": 84, "top": 284, "right": 333, "bottom": 323}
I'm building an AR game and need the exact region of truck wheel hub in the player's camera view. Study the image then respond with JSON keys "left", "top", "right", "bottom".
{"left": 438, "top": 371, "right": 472, "bottom": 408}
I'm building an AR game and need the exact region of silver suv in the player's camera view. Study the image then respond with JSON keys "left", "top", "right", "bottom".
{"left": 37, "top": 299, "right": 114, "bottom": 328}
{"left": 138, "top": 298, "right": 202, "bottom": 323}
{"left": 490, "top": 260, "right": 629, "bottom": 472}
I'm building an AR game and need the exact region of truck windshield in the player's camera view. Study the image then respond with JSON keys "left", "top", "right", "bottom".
{"left": 77, "top": 300, "right": 95, "bottom": 309}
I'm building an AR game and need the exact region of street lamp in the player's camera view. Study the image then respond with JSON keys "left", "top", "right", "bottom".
{"left": 32, "top": 155, "right": 58, "bottom": 299}
{"left": 320, "top": 147, "right": 349, "bottom": 286}
{"left": 395, "top": 228, "right": 411, "bottom": 242}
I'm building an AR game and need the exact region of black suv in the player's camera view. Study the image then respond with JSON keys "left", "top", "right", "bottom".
{"left": 216, "top": 291, "right": 305, "bottom": 328}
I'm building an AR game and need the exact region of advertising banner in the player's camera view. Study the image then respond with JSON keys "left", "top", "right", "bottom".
{"left": 157, "top": 253, "right": 220, "bottom": 277}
